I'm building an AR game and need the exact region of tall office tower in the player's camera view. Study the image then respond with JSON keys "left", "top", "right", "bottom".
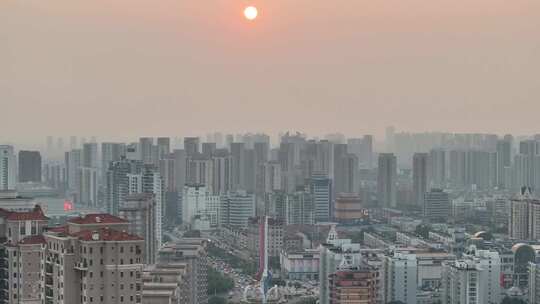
{"left": 413, "top": 153, "right": 428, "bottom": 207}
{"left": 119, "top": 193, "right": 157, "bottom": 264}
{"left": 212, "top": 149, "right": 233, "bottom": 195}
{"left": 138, "top": 137, "right": 153, "bottom": 164}
{"left": 442, "top": 257, "right": 501, "bottom": 304}
{"left": 172, "top": 149, "right": 187, "bottom": 191}
{"left": 42, "top": 214, "right": 144, "bottom": 304}
{"left": 244, "top": 149, "right": 257, "bottom": 193}
{"left": 159, "top": 157, "right": 177, "bottom": 192}
{"left": 18, "top": 150, "right": 41, "bottom": 183}
{"left": 65, "top": 149, "right": 82, "bottom": 191}
{"left": 285, "top": 191, "right": 314, "bottom": 225}
{"left": 157, "top": 137, "right": 170, "bottom": 159}
{"left": 508, "top": 189, "right": 540, "bottom": 240}
{"left": 382, "top": 252, "right": 418, "bottom": 304}
{"left": 220, "top": 190, "right": 256, "bottom": 227}
{"left": 308, "top": 173, "right": 332, "bottom": 222}
{"left": 328, "top": 267, "right": 377, "bottom": 304}
{"left": 184, "top": 137, "right": 200, "bottom": 157}
{"left": 201, "top": 142, "right": 217, "bottom": 158}
{"left": 69, "top": 135, "right": 78, "bottom": 149}
{"left": 230, "top": 142, "right": 246, "bottom": 191}
{"left": 263, "top": 161, "right": 282, "bottom": 194}
{"left": 0, "top": 145, "right": 16, "bottom": 190}
{"left": 186, "top": 156, "right": 214, "bottom": 193}
{"left": 101, "top": 143, "right": 126, "bottom": 185}
{"left": 377, "top": 153, "right": 397, "bottom": 208}
{"left": 0, "top": 206, "right": 48, "bottom": 304}
{"left": 106, "top": 158, "right": 143, "bottom": 215}
{"left": 496, "top": 138, "right": 512, "bottom": 188}
{"left": 78, "top": 166, "right": 98, "bottom": 207}
{"left": 428, "top": 149, "right": 446, "bottom": 188}
{"left": 333, "top": 144, "right": 348, "bottom": 195}
{"left": 82, "top": 142, "right": 99, "bottom": 168}
{"left": 423, "top": 189, "right": 450, "bottom": 222}
{"left": 158, "top": 239, "right": 209, "bottom": 304}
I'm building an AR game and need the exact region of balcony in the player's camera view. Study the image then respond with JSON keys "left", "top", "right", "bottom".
{"left": 74, "top": 261, "right": 88, "bottom": 271}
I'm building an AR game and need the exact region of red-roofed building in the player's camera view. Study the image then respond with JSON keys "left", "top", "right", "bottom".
{"left": 0, "top": 205, "right": 48, "bottom": 304}
{"left": 67, "top": 213, "right": 129, "bottom": 234}
{"left": 42, "top": 214, "right": 145, "bottom": 304}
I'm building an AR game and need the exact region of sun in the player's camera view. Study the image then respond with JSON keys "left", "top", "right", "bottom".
{"left": 244, "top": 6, "right": 258, "bottom": 21}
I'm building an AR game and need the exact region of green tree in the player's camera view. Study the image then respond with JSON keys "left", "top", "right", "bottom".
{"left": 415, "top": 224, "right": 431, "bottom": 238}
{"left": 501, "top": 297, "right": 526, "bottom": 304}
{"left": 209, "top": 296, "right": 227, "bottom": 304}
{"left": 207, "top": 268, "right": 234, "bottom": 294}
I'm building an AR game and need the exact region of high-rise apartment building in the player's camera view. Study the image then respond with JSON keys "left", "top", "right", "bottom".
{"left": 157, "top": 137, "right": 170, "bottom": 159}
{"left": 429, "top": 149, "right": 446, "bottom": 188}
{"left": 413, "top": 153, "right": 428, "bottom": 207}
{"left": 184, "top": 137, "right": 200, "bottom": 157}
{"left": 285, "top": 191, "right": 314, "bottom": 225}
{"left": 0, "top": 145, "right": 17, "bottom": 190}
{"left": 158, "top": 239, "right": 209, "bottom": 304}
{"left": 42, "top": 214, "right": 145, "bottom": 304}
{"left": 382, "top": 252, "right": 417, "bottom": 304}
{"left": 101, "top": 143, "right": 126, "bottom": 186}
{"left": 139, "top": 137, "right": 155, "bottom": 165}
{"left": 508, "top": 189, "right": 540, "bottom": 240}
{"left": 377, "top": 153, "right": 397, "bottom": 208}
{"left": 119, "top": 193, "right": 158, "bottom": 264}
{"left": 0, "top": 205, "right": 48, "bottom": 304}
{"left": 442, "top": 250, "right": 501, "bottom": 304}
{"left": 496, "top": 138, "right": 512, "bottom": 188}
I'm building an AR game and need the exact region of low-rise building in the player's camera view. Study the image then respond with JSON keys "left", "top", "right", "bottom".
{"left": 280, "top": 249, "right": 320, "bottom": 280}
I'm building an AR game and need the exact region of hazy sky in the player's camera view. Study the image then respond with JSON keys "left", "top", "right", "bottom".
{"left": 2, "top": 0, "right": 539, "bottom": 142}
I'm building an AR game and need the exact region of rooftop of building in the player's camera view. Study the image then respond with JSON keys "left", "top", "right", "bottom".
{"left": 19, "top": 235, "right": 46, "bottom": 245}
{"left": 125, "top": 193, "right": 154, "bottom": 201}
{"left": 68, "top": 213, "right": 128, "bottom": 225}
{"left": 73, "top": 227, "right": 143, "bottom": 242}
{"left": 0, "top": 205, "right": 48, "bottom": 221}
